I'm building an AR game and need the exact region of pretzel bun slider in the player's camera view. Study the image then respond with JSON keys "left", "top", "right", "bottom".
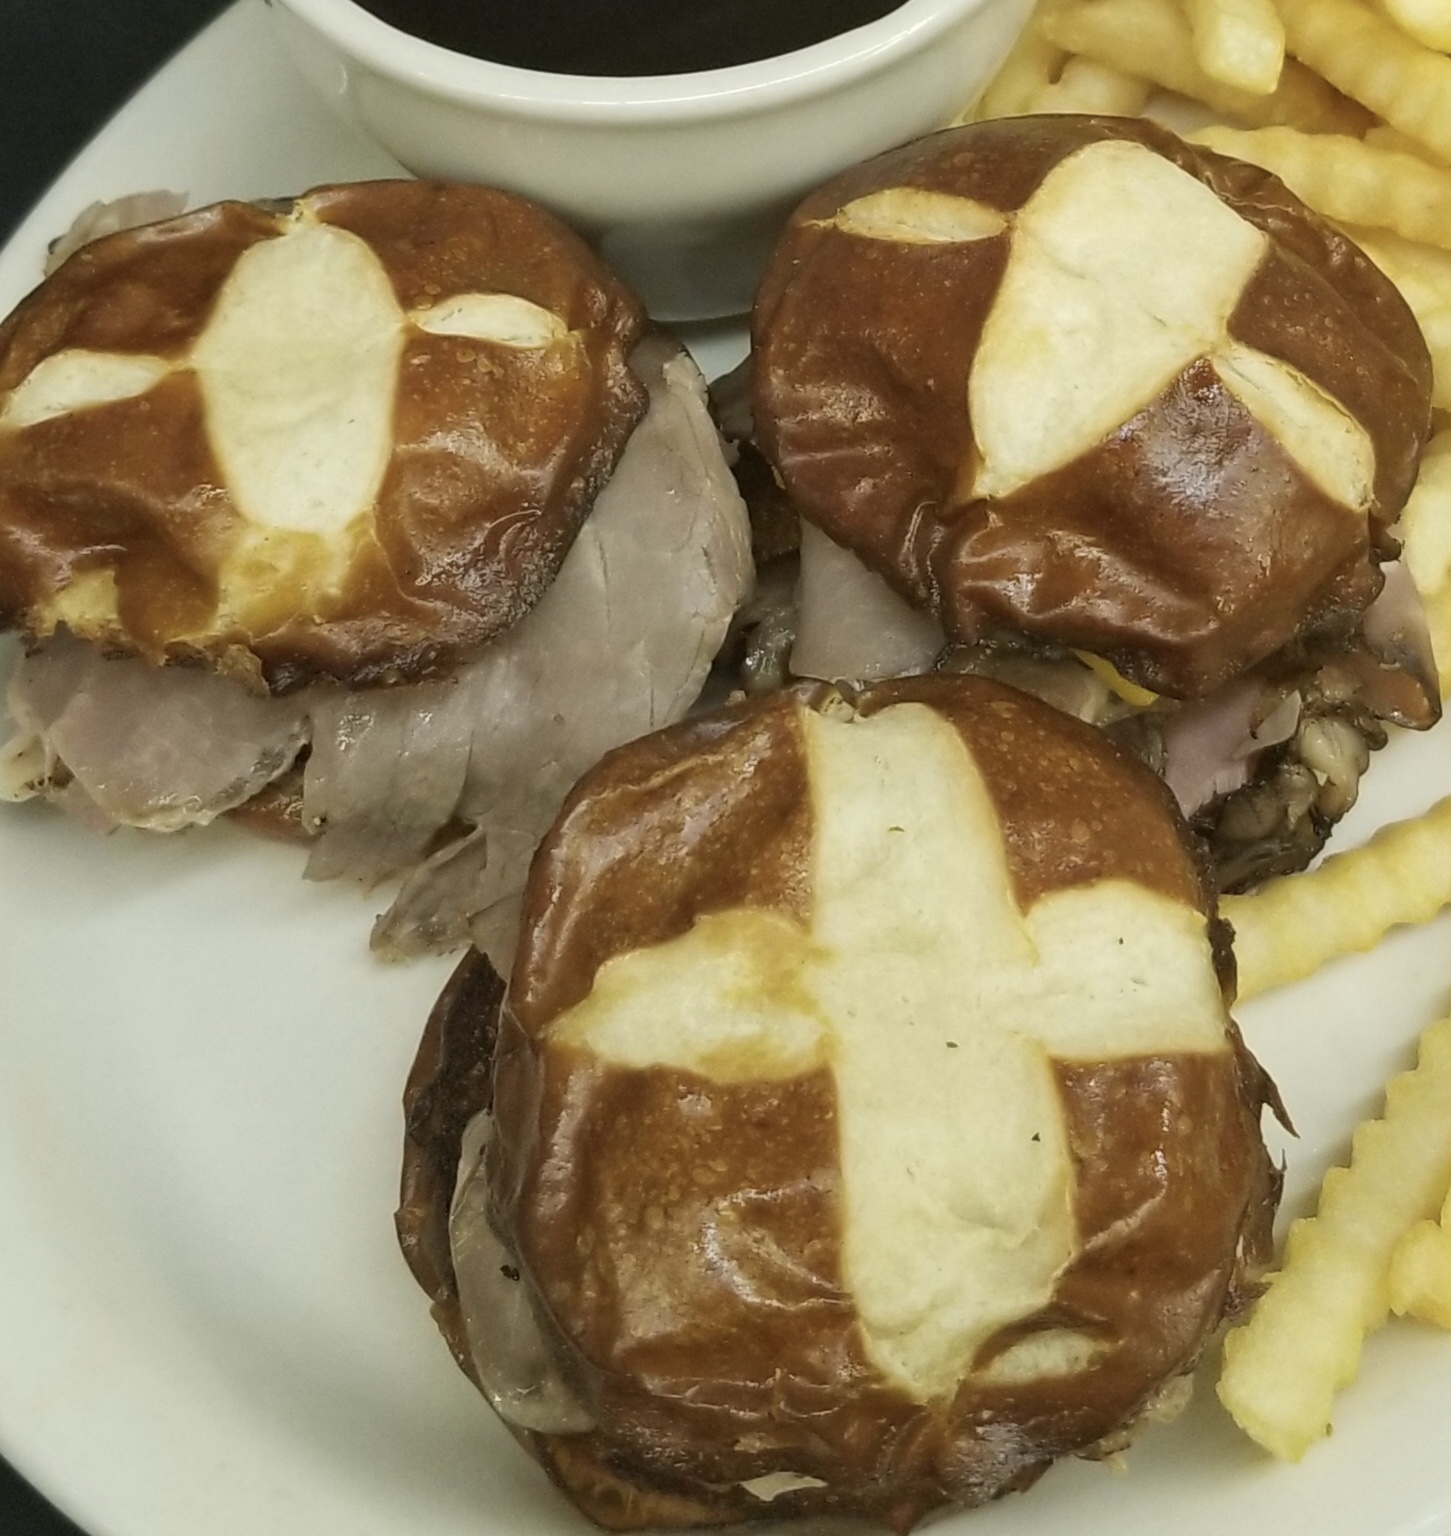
{"left": 397, "top": 673, "right": 1278, "bottom": 1531}
{"left": 747, "top": 115, "right": 1440, "bottom": 891}
{"left": 0, "top": 182, "right": 752, "bottom": 953}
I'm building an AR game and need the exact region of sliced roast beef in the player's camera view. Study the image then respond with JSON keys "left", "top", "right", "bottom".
{"left": 1, "top": 633, "right": 308, "bottom": 832}
{"left": 0, "top": 336, "right": 752, "bottom": 959}
{"left": 371, "top": 335, "right": 753, "bottom": 957}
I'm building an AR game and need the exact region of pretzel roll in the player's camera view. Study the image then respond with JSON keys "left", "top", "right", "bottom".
{"left": 398, "top": 674, "right": 1278, "bottom": 1531}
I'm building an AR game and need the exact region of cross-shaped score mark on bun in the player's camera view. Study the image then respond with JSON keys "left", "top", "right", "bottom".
{"left": 971, "top": 140, "right": 1373, "bottom": 510}
{"left": 0, "top": 206, "right": 579, "bottom": 643}
{"left": 552, "top": 697, "right": 1231, "bottom": 1402}
{"left": 816, "top": 141, "right": 1369, "bottom": 513}
{"left": 824, "top": 140, "right": 1374, "bottom": 515}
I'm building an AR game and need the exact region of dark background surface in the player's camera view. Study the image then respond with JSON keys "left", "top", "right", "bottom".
{"left": 0, "top": 4, "right": 233, "bottom": 1532}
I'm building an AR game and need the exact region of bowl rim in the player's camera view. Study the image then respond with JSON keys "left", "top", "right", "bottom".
{"left": 270, "top": 0, "right": 1003, "bottom": 122}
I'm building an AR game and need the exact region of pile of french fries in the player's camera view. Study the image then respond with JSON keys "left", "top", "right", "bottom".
{"left": 967, "top": 0, "right": 1451, "bottom": 1470}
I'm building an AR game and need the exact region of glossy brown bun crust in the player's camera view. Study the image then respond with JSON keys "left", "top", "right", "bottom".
{"left": 0, "top": 181, "right": 647, "bottom": 692}
{"left": 751, "top": 116, "right": 1433, "bottom": 701}
{"left": 398, "top": 675, "right": 1279, "bottom": 1532}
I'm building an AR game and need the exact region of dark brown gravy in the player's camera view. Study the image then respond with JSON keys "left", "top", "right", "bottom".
{"left": 355, "top": 0, "right": 911, "bottom": 77}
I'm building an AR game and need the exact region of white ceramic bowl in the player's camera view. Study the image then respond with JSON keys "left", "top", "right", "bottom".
{"left": 265, "top": 0, "right": 1034, "bottom": 319}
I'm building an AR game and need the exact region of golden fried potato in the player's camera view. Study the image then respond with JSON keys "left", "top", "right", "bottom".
{"left": 1378, "top": 0, "right": 1451, "bottom": 53}
{"left": 1398, "top": 429, "right": 1451, "bottom": 695}
{"left": 1276, "top": 0, "right": 1451, "bottom": 162}
{"left": 1042, "top": 0, "right": 1371, "bottom": 130}
{"left": 1344, "top": 233, "right": 1451, "bottom": 409}
{"left": 1224, "top": 792, "right": 1451, "bottom": 999}
{"left": 968, "top": 0, "right": 1068, "bottom": 117}
{"left": 1184, "top": 0, "right": 1286, "bottom": 94}
{"left": 1022, "top": 55, "right": 1153, "bottom": 114}
{"left": 1218, "top": 1016, "right": 1451, "bottom": 1460}
{"left": 1191, "top": 126, "right": 1451, "bottom": 252}
{"left": 1401, "top": 430, "right": 1451, "bottom": 598}
{"left": 1390, "top": 1187, "right": 1451, "bottom": 1328}
{"left": 1362, "top": 123, "right": 1450, "bottom": 163}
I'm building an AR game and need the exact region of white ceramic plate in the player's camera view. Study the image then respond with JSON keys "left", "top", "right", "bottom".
{"left": 3, "top": 5, "right": 1451, "bottom": 1534}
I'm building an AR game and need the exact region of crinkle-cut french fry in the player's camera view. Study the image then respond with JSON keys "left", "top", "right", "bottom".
{"left": 1224, "top": 791, "right": 1451, "bottom": 1000}
{"left": 1217, "top": 1016, "right": 1451, "bottom": 1460}
{"left": 1044, "top": 0, "right": 1230, "bottom": 104}
{"left": 1276, "top": 0, "right": 1451, "bottom": 163}
{"left": 1348, "top": 223, "right": 1451, "bottom": 295}
{"left": 1191, "top": 125, "right": 1451, "bottom": 253}
{"left": 966, "top": 0, "right": 1068, "bottom": 120}
{"left": 1185, "top": 0, "right": 1286, "bottom": 94}
{"left": 1378, "top": 0, "right": 1451, "bottom": 53}
{"left": 1021, "top": 55, "right": 1153, "bottom": 114}
{"left": 1363, "top": 122, "right": 1450, "bottom": 163}
{"left": 1343, "top": 230, "right": 1451, "bottom": 407}
{"left": 1397, "top": 430, "right": 1451, "bottom": 605}
{"left": 1389, "top": 1187, "right": 1451, "bottom": 1327}
{"left": 1043, "top": 0, "right": 1371, "bottom": 130}
{"left": 1425, "top": 588, "right": 1451, "bottom": 694}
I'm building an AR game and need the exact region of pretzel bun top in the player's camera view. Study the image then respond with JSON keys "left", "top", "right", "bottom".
{"left": 0, "top": 180, "right": 647, "bottom": 691}
{"left": 752, "top": 115, "right": 1433, "bottom": 700}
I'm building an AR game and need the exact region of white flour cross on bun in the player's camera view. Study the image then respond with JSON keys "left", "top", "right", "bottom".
{"left": 549, "top": 694, "right": 1231, "bottom": 1402}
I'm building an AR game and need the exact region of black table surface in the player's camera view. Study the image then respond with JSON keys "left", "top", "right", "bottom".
{"left": 0, "top": 4, "right": 234, "bottom": 1530}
